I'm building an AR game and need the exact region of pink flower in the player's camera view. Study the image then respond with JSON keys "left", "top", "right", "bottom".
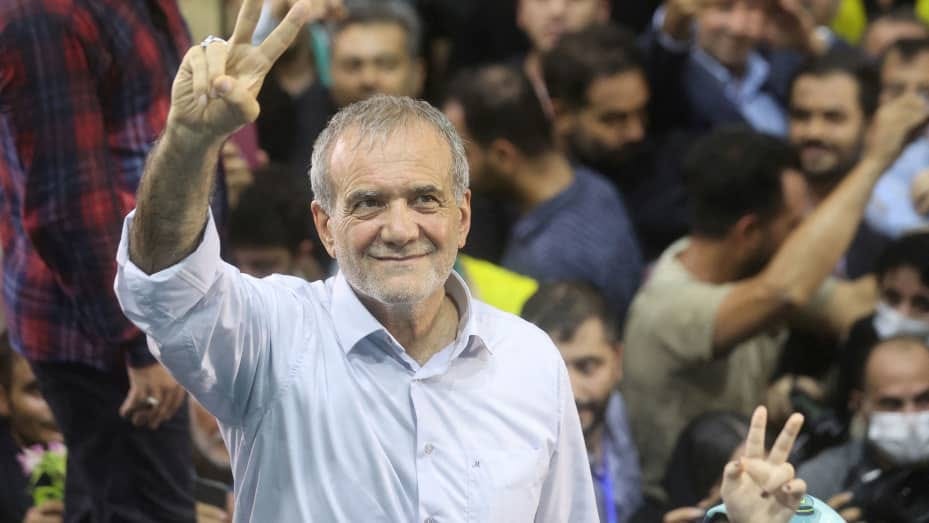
{"left": 16, "top": 445, "right": 44, "bottom": 475}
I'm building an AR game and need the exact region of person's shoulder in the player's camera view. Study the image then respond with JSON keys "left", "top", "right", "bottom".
{"left": 798, "top": 439, "right": 863, "bottom": 476}
{"left": 797, "top": 439, "right": 863, "bottom": 498}
{"left": 261, "top": 273, "right": 329, "bottom": 296}
{"left": 471, "top": 300, "right": 562, "bottom": 367}
{"left": 574, "top": 165, "right": 625, "bottom": 201}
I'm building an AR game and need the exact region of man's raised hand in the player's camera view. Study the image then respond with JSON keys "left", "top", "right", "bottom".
{"left": 720, "top": 406, "right": 807, "bottom": 523}
{"left": 167, "top": 0, "right": 342, "bottom": 142}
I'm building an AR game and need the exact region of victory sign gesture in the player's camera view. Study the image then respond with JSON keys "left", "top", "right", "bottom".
{"left": 720, "top": 407, "right": 807, "bottom": 523}
{"left": 168, "top": 0, "right": 342, "bottom": 142}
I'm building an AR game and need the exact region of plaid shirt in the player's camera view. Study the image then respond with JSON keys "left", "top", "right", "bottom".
{"left": 0, "top": 0, "right": 190, "bottom": 370}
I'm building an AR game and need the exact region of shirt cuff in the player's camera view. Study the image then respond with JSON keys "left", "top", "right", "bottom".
{"left": 114, "top": 209, "right": 222, "bottom": 336}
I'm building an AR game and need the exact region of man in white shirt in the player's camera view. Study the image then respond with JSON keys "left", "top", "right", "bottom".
{"left": 112, "top": 0, "right": 597, "bottom": 521}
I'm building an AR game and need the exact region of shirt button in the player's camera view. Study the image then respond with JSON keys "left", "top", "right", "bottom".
{"left": 424, "top": 443, "right": 434, "bottom": 455}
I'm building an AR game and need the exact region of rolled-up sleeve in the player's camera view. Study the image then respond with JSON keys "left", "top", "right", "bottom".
{"left": 535, "top": 361, "right": 599, "bottom": 522}
{"left": 114, "top": 210, "right": 309, "bottom": 425}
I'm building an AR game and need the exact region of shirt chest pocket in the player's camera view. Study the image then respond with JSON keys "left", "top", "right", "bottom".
{"left": 466, "top": 447, "right": 548, "bottom": 522}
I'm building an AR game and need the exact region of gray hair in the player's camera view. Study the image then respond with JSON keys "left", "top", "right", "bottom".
{"left": 309, "top": 95, "right": 469, "bottom": 213}
{"left": 335, "top": 0, "right": 423, "bottom": 59}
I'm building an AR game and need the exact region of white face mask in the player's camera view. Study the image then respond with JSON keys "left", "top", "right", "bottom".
{"left": 867, "top": 410, "right": 929, "bottom": 466}
{"left": 873, "top": 302, "right": 929, "bottom": 340}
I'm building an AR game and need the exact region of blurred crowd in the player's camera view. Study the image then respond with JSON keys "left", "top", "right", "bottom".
{"left": 3, "top": 0, "right": 929, "bottom": 521}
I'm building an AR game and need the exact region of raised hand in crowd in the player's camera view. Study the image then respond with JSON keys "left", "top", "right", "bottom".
{"left": 661, "top": 0, "right": 705, "bottom": 40}
{"left": 719, "top": 407, "right": 806, "bottom": 523}
{"left": 865, "top": 92, "right": 929, "bottom": 170}
{"left": 132, "top": 0, "right": 343, "bottom": 274}
{"left": 765, "top": 0, "right": 827, "bottom": 54}
{"left": 168, "top": 0, "right": 341, "bottom": 143}
{"left": 21, "top": 500, "right": 63, "bottom": 523}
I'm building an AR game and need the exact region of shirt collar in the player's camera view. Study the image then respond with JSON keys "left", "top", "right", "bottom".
{"left": 329, "top": 269, "right": 489, "bottom": 356}
{"left": 692, "top": 47, "right": 770, "bottom": 99}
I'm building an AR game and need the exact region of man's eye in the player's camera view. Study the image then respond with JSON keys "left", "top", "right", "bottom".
{"left": 352, "top": 199, "right": 383, "bottom": 215}
{"left": 413, "top": 195, "right": 440, "bottom": 207}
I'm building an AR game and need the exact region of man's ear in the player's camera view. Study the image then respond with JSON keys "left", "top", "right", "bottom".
{"left": 412, "top": 57, "right": 426, "bottom": 97}
{"left": 849, "top": 389, "right": 863, "bottom": 413}
{"left": 731, "top": 213, "right": 765, "bottom": 248}
{"left": 612, "top": 340, "right": 624, "bottom": 383}
{"left": 457, "top": 189, "right": 472, "bottom": 250}
{"left": 487, "top": 138, "right": 521, "bottom": 176}
{"left": 550, "top": 99, "right": 578, "bottom": 145}
{"left": 0, "top": 386, "right": 10, "bottom": 418}
{"left": 310, "top": 201, "right": 337, "bottom": 259}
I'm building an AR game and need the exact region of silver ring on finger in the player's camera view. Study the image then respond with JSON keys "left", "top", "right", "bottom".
{"left": 200, "top": 34, "right": 228, "bottom": 49}
{"left": 144, "top": 396, "right": 160, "bottom": 408}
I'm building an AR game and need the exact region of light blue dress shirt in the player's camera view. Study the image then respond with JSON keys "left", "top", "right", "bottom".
{"left": 114, "top": 211, "right": 597, "bottom": 523}
{"left": 689, "top": 48, "right": 788, "bottom": 137}
{"left": 866, "top": 137, "right": 929, "bottom": 238}
{"left": 650, "top": 7, "right": 788, "bottom": 137}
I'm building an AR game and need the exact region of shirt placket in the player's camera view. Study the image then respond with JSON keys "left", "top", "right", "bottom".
{"left": 411, "top": 376, "right": 442, "bottom": 523}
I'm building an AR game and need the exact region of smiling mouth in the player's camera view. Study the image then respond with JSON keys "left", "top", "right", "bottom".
{"left": 371, "top": 254, "right": 428, "bottom": 262}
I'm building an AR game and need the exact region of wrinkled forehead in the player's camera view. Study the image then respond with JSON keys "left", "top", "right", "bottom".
{"left": 327, "top": 121, "right": 455, "bottom": 192}
{"left": 865, "top": 341, "right": 929, "bottom": 392}
{"left": 701, "top": 0, "right": 774, "bottom": 13}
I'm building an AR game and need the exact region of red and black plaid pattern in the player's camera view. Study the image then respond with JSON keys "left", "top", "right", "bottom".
{"left": 0, "top": 0, "right": 190, "bottom": 370}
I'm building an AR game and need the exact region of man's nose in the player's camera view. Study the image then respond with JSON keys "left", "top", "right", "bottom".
{"left": 623, "top": 118, "right": 646, "bottom": 144}
{"left": 729, "top": 6, "right": 763, "bottom": 39}
{"left": 380, "top": 201, "right": 419, "bottom": 246}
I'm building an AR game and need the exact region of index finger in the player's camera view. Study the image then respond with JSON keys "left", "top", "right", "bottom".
{"left": 768, "top": 412, "right": 804, "bottom": 464}
{"left": 257, "top": 0, "right": 314, "bottom": 64}
{"left": 744, "top": 405, "right": 767, "bottom": 459}
{"left": 230, "top": 0, "right": 266, "bottom": 45}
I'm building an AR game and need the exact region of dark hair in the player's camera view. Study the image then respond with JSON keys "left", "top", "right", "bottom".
{"left": 521, "top": 282, "right": 621, "bottom": 342}
{"left": 0, "top": 333, "right": 17, "bottom": 395}
{"left": 229, "top": 165, "right": 312, "bottom": 254}
{"left": 333, "top": 0, "right": 423, "bottom": 58}
{"left": 790, "top": 50, "right": 881, "bottom": 118}
{"left": 446, "top": 64, "right": 554, "bottom": 156}
{"left": 867, "top": 6, "right": 929, "bottom": 34}
{"left": 882, "top": 36, "right": 929, "bottom": 64}
{"left": 542, "top": 24, "right": 644, "bottom": 110}
{"left": 683, "top": 126, "right": 799, "bottom": 238}
{"left": 663, "top": 411, "right": 750, "bottom": 508}
{"left": 875, "top": 231, "right": 929, "bottom": 286}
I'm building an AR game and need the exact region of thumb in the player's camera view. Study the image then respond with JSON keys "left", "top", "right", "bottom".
{"left": 213, "top": 75, "right": 261, "bottom": 123}
{"left": 663, "top": 506, "right": 706, "bottom": 523}
{"left": 119, "top": 386, "right": 138, "bottom": 418}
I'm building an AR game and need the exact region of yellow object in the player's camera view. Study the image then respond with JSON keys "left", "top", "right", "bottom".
{"left": 831, "top": 0, "right": 929, "bottom": 44}
{"left": 456, "top": 255, "right": 538, "bottom": 315}
{"left": 830, "top": 0, "right": 868, "bottom": 43}
{"left": 919, "top": 0, "right": 929, "bottom": 26}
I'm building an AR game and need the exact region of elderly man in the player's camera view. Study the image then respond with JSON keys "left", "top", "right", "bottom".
{"left": 113, "top": 1, "right": 597, "bottom": 521}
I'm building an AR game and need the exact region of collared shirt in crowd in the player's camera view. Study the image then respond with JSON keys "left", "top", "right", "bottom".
{"left": 0, "top": 0, "right": 190, "bottom": 369}
{"left": 114, "top": 210, "right": 598, "bottom": 522}
{"left": 649, "top": 7, "right": 788, "bottom": 137}
{"left": 500, "top": 166, "right": 643, "bottom": 319}
{"left": 866, "top": 137, "right": 929, "bottom": 238}
{"left": 591, "top": 392, "right": 642, "bottom": 523}
{"left": 689, "top": 48, "right": 788, "bottom": 137}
